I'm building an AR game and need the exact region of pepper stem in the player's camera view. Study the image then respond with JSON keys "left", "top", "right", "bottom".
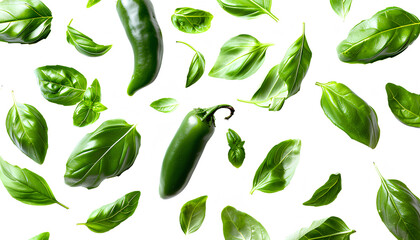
{"left": 203, "top": 104, "right": 235, "bottom": 121}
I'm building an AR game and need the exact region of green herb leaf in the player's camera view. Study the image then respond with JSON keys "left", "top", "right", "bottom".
{"left": 150, "top": 98, "right": 179, "bottom": 113}
{"left": 87, "top": 0, "right": 101, "bottom": 8}
{"left": 316, "top": 81, "right": 380, "bottom": 149}
{"left": 65, "top": 119, "right": 141, "bottom": 189}
{"left": 209, "top": 34, "right": 272, "bottom": 80}
{"left": 337, "top": 7, "right": 420, "bottom": 63}
{"left": 303, "top": 173, "right": 342, "bottom": 207}
{"left": 330, "top": 0, "right": 352, "bottom": 19}
{"left": 386, "top": 83, "right": 420, "bottom": 128}
{"left": 180, "top": 195, "right": 208, "bottom": 235}
{"left": 251, "top": 139, "right": 301, "bottom": 194}
{"left": 226, "top": 129, "right": 245, "bottom": 168}
{"left": 217, "top": 0, "right": 278, "bottom": 22}
{"left": 177, "top": 41, "right": 205, "bottom": 88}
{"left": 171, "top": 8, "right": 213, "bottom": 34}
{"left": 29, "top": 232, "right": 50, "bottom": 240}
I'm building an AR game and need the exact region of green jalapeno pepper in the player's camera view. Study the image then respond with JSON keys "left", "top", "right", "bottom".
{"left": 159, "top": 104, "right": 235, "bottom": 199}
{"left": 116, "top": 0, "right": 163, "bottom": 96}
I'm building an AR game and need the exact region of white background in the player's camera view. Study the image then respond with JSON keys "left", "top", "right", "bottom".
{"left": 0, "top": 0, "right": 419, "bottom": 239}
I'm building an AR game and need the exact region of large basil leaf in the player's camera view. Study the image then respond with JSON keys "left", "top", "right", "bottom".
{"left": 375, "top": 164, "right": 420, "bottom": 239}
{"left": 171, "top": 8, "right": 213, "bottom": 34}
{"left": 386, "top": 83, "right": 420, "bottom": 128}
{"left": 316, "top": 81, "right": 380, "bottom": 149}
{"left": 303, "top": 173, "right": 342, "bottom": 207}
{"left": 150, "top": 98, "right": 179, "bottom": 113}
{"left": 221, "top": 206, "right": 270, "bottom": 240}
{"left": 66, "top": 19, "right": 112, "bottom": 57}
{"left": 216, "top": 0, "right": 278, "bottom": 22}
{"left": 87, "top": 0, "right": 101, "bottom": 8}
{"left": 73, "top": 79, "right": 107, "bottom": 127}
{"left": 337, "top": 7, "right": 420, "bottom": 64}
{"left": 177, "top": 41, "right": 205, "bottom": 88}
{"left": 0, "top": 0, "right": 52, "bottom": 44}
{"left": 78, "top": 191, "right": 140, "bottom": 233}
{"left": 287, "top": 216, "right": 355, "bottom": 240}
{"left": 251, "top": 139, "right": 301, "bottom": 194}
{"left": 180, "top": 195, "right": 207, "bottom": 235}
{"left": 209, "top": 34, "right": 272, "bottom": 80}
{"left": 226, "top": 128, "right": 245, "bottom": 168}
{"left": 330, "top": 0, "right": 352, "bottom": 19}
{"left": 6, "top": 95, "right": 48, "bottom": 164}
{"left": 64, "top": 119, "right": 141, "bottom": 189}
{"left": 29, "top": 232, "right": 50, "bottom": 240}
{"left": 35, "top": 65, "right": 87, "bottom": 106}
{"left": 0, "top": 157, "right": 68, "bottom": 209}
{"left": 239, "top": 24, "right": 311, "bottom": 111}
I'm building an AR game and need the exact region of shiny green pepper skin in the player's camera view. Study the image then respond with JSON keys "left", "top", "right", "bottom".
{"left": 159, "top": 104, "right": 235, "bottom": 199}
{"left": 116, "top": 0, "right": 163, "bottom": 96}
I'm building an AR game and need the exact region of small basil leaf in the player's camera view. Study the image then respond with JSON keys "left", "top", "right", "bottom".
{"left": 87, "top": 0, "right": 101, "bottom": 8}
{"left": 0, "top": 0, "right": 52, "bottom": 44}
{"left": 177, "top": 41, "right": 205, "bottom": 88}
{"left": 251, "top": 139, "right": 301, "bottom": 194}
{"left": 150, "top": 98, "right": 179, "bottom": 113}
{"left": 337, "top": 7, "right": 420, "bottom": 63}
{"left": 287, "top": 216, "right": 355, "bottom": 240}
{"left": 6, "top": 96, "right": 48, "bottom": 164}
{"left": 209, "top": 34, "right": 272, "bottom": 80}
{"left": 66, "top": 19, "right": 112, "bottom": 57}
{"left": 65, "top": 119, "right": 141, "bottom": 189}
{"left": 386, "top": 83, "right": 420, "bottom": 128}
{"left": 316, "top": 81, "right": 380, "bottom": 149}
{"left": 79, "top": 191, "right": 140, "bottom": 233}
{"left": 217, "top": 0, "right": 278, "bottom": 22}
{"left": 330, "top": 0, "right": 352, "bottom": 19}
{"left": 221, "top": 206, "right": 270, "bottom": 240}
{"left": 226, "top": 129, "right": 245, "bottom": 168}
{"left": 29, "top": 232, "right": 50, "bottom": 240}
{"left": 92, "top": 102, "right": 107, "bottom": 112}
{"left": 171, "top": 8, "right": 213, "bottom": 34}
{"left": 35, "top": 65, "right": 87, "bottom": 106}
{"left": 303, "top": 173, "right": 342, "bottom": 207}
{"left": 180, "top": 195, "right": 208, "bottom": 235}
{"left": 0, "top": 157, "right": 68, "bottom": 209}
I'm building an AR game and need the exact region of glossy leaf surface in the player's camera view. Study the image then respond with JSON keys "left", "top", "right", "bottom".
{"left": 171, "top": 8, "right": 213, "bottom": 34}
{"left": 251, "top": 139, "right": 301, "bottom": 194}
{"left": 226, "top": 129, "right": 245, "bottom": 168}
{"left": 29, "top": 232, "right": 50, "bottom": 240}
{"left": 386, "top": 83, "right": 420, "bottom": 128}
{"left": 177, "top": 41, "right": 205, "bottom": 88}
{"left": 87, "top": 0, "right": 101, "bottom": 8}
{"left": 337, "top": 7, "right": 420, "bottom": 63}
{"left": 150, "top": 98, "right": 179, "bottom": 113}
{"left": 216, "top": 0, "right": 278, "bottom": 22}
{"left": 303, "top": 173, "right": 342, "bottom": 207}
{"left": 330, "top": 0, "right": 352, "bottom": 19}
{"left": 180, "top": 195, "right": 208, "bottom": 235}
{"left": 65, "top": 119, "right": 141, "bottom": 189}
{"left": 316, "top": 81, "right": 380, "bottom": 149}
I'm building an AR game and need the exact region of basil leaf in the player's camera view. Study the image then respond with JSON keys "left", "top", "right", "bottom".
{"left": 330, "top": 0, "right": 352, "bottom": 19}
{"left": 87, "top": 0, "right": 101, "bottom": 8}
{"left": 226, "top": 129, "right": 245, "bottom": 168}
{"left": 287, "top": 216, "right": 355, "bottom": 240}
{"left": 180, "top": 195, "right": 208, "bottom": 235}
{"left": 171, "top": 8, "right": 213, "bottom": 34}
{"left": 78, "top": 191, "right": 140, "bottom": 233}
{"left": 386, "top": 83, "right": 420, "bottom": 128}
{"left": 0, "top": 157, "right": 68, "bottom": 209}
{"left": 303, "top": 173, "right": 342, "bottom": 207}
{"left": 150, "top": 98, "right": 179, "bottom": 113}
{"left": 35, "top": 65, "right": 87, "bottom": 106}
{"left": 0, "top": 0, "right": 52, "bottom": 44}
{"left": 177, "top": 41, "right": 205, "bottom": 88}
{"left": 221, "top": 206, "right": 270, "bottom": 240}
{"left": 66, "top": 19, "right": 112, "bottom": 57}
{"left": 375, "top": 164, "right": 420, "bottom": 239}
{"left": 316, "top": 81, "right": 380, "bottom": 149}
{"left": 6, "top": 95, "right": 48, "bottom": 164}
{"left": 209, "top": 34, "right": 273, "bottom": 80}
{"left": 64, "top": 119, "right": 141, "bottom": 189}
{"left": 239, "top": 23, "right": 311, "bottom": 111}
{"left": 337, "top": 7, "right": 420, "bottom": 64}
{"left": 251, "top": 139, "right": 301, "bottom": 194}
{"left": 217, "top": 0, "right": 278, "bottom": 22}
{"left": 29, "top": 232, "right": 50, "bottom": 240}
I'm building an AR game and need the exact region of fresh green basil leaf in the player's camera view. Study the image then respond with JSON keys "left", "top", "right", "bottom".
{"left": 29, "top": 232, "right": 50, "bottom": 240}
{"left": 226, "top": 129, "right": 245, "bottom": 168}
{"left": 209, "top": 34, "right": 272, "bottom": 80}
{"left": 386, "top": 83, "right": 420, "bottom": 128}
{"left": 92, "top": 102, "right": 107, "bottom": 112}
{"left": 78, "top": 191, "right": 140, "bottom": 233}
{"left": 0, "top": 157, "right": 68, "bottom": 209}
{"left": 87, "top": 0, "right": 101, "bottom": 8}
{"left": 287, "top": 216, "right": 355, "bottom": 240}
{"left": 337, "top": 7, "right": 420, "bottom": 64}
{"left": 171, "top": 8, "right": 213, "bottom": 34}
{"left": 221, "top": 206, "right": 270, "bottom": 240}
{"left": 177, "top": 41, "right": 205, "bottom": 88}
{"left": 251, "top": 139, "right": 301, "bottom": 194}
{"left": 150, "top": 98, "right": 179, "bottom": 113}
{"left": 303, "top": 173, "right": 342, "bottom": 207}
{"left": 64, "top": 119, "right": 141, "bottom": 189}
{"left": 66, "top": 19, "right": 112, "bottom": 57}
{"left": 0, "top": 0, "right": 52, "bottom": 44}
{"left": 6, "top": 96, "right": 48, "bottom": 164}
{"left": 316, "top": 81, "right": 380, "bottom": 149}
{"left": 239, "top": 23, "right": 311, "bottom": 111}
{"left": 330, "top": 0, "right": 352, "bottom": 19}
{"left": 180, "top": 195, "right": 208, "bottom": 235}
{"left": 35, "top": 65, "right": 87, "bottom": 106}
{"left": 375, "top": 164, "right": 420, "bottom": 240}
{"left": 217, "top": 0, "right": 278, "bottom": 22}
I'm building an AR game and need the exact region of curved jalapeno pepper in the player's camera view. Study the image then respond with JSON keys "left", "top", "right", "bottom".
{"left": 116, "top": 0, "right": 163, "bottom": 96}
{"left": 159, "top": 104, "right": 235, "bottom": 199}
